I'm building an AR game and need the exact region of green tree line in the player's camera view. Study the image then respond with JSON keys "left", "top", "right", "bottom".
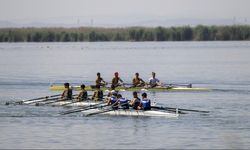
{"left": 0, "top": 25, "right": 250, "bottom": 42}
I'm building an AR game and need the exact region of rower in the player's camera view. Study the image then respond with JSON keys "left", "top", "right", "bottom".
{"left": 96, "top": 72, "right": 107, "bottom": 87}
{"left": 91, "top": 85, "right": 103, "bottom": 101}
{"left": 117, "top": 94, "right": 129, "bottom": 109}
{"left": 112, "top": 72, "right": 124, "bottom": 87}
{"left": 132, "top": 72, "right": 145, "bottom": 87}
{"left": 140, "top": 93, "right": 151, "bottom": 110}
{"left": 129, "top": 91, "right": 141, "bottom": 110}
{"left": 148, "top": 72, "right": 162, "bottom": 88}
{"left": 107, "top": 92, "right": 119, "bottom": 110}
{"left": 76, "top": 84, "right": 88, "bottom": 101}
{"left": 61, "top": 82, "right": 72, "bottom": 100}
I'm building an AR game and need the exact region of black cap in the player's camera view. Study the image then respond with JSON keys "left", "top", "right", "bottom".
{"left": 142, "top": 92, "right": 147, "bottom": 97}
{"left": 81, "top": 84, "right": 85, "bottom": 89}
{"left": 64, "top": 83, "right": 70, "bottom": 87}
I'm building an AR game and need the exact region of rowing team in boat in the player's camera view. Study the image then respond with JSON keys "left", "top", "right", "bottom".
{"left": 96, "top": 71, "right": 162, "bottom": 88}
{"left": 61, "top": 83, "right": 152, "bottom": 111}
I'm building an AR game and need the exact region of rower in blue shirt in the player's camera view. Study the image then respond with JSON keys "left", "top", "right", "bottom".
{"left": 107, "top": 92, "right": 119, "bottom": 110}
{"left": 140, "top": 92, "right": 151, "bottom": 110}
{"left": 117, "top": 94, "right": 129, "bottom": 109}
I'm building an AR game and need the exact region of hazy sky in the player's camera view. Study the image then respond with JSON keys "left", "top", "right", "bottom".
{"left": 0, "top": 0, "right": 250, "bottom": 25}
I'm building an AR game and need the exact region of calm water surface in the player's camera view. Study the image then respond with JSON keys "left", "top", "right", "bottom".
{"left": 0, "top": 42, "right": 250, "bottom": 149}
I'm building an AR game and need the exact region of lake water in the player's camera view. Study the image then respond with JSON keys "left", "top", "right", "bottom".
{"left": 0, "top": 42, "right": 250, "bottom": 149}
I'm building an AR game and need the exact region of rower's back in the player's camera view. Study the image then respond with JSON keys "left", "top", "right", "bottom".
{"left": 62, "top": 83, "right": 73, "bottom": 100}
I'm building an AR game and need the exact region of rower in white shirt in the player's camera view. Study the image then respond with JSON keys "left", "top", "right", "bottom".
{"left": 148, "top": 72, "right": 162, "bottom": 88}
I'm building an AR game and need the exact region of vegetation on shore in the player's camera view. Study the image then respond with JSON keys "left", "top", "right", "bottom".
{"left": 0, "top": 25, "right": 250, "bottom": 42}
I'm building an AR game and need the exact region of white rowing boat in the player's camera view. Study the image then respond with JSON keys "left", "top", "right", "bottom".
{"left": 22, "top": 100, "right": 179, "bottom": 118}
{"left": 84, "top": 108, "right": 179, "bottom": 118}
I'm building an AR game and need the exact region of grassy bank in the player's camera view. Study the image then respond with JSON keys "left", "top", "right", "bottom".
{"left": 0, "top": 25, "right": 250, "bottom": 42}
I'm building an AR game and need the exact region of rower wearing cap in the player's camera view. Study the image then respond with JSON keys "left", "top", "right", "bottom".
{"left": 148, "top": 72, "right": 162, "bottom": 88}
{"left": 61, "top": 82, "right": 72, "bottom": 100}
{"left": 140, "top": 93, "right": 151, "bottom": 110}
{"left": 132, "top": 72, "right": 145, "bottom": 87}
{"left": 92, "top": 85, "right": 103, "bottom": 101}
{"left": 76, "top": 84, "right": 88, "bottom": 101}
{"left": 129, "top": 91, "right": 141, "bottom": 110}
{"left": 112, "top": 72, "right": 124, "bottom": 87}
{"left": 117, "top": 94, "right": 129, "bottom": 109}
{"left": 96, "top": 72, "right": 107, "bottom": 87}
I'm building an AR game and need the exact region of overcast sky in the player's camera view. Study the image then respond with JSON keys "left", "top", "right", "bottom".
{"left": 0, "top": 0, "right": 250, "bottom": 26}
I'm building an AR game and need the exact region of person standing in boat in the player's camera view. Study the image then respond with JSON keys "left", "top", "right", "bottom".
{"left": 61, "top": 82, "right": 72, "bottom": 100}
{"left": 96, "top": 72, "right": 107, "bottom": 87}
{"left": 140, "top": 93, "right": 151, "bottom": 110}
{"left": 148, "top": 72, "right": 162, "bottom": 88}
{"left": 92, "top": 85, "right": 103, "bottom": 101}
{"left": 129, "top": 91, "right": 141, "bottom": 110}
{"left": 76, "top": 84, "right": 88, "bottom": 101}
{"left": 112, "top": 72, "right": 124, "bottom": 87}
{"left": 132, "top": 72, "right": 145, "bottom": 87}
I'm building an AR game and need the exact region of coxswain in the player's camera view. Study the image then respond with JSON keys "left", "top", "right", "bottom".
{"left": 132, "top": 72, "right": 145, "bottom": 87}
{"left": 107, "top": 92, "right": 119, "bottom": 110}
{"left": 112, "top": 72, "right": 124, "bottom": 87}
{"left": 96, "top": 72, "right": 107, "bottom": 87}
{"left": 117, "top": 94, "right": 129, "bottom": 109}
{"left": 61, "top": 82, "right": 72, "bottom": 100}
{"left": 148, "top": 72, "right": 162, "bottom": 88}
{"left": 140, "top": 93, "right": 151, "bottom": 110}
{"left": 76, "top": 84, "right": 88, "bottom": 101}
{"left": 129, "top": 91, "right": 141, "bottom": 110}
{"left": 91, "top": 85, "right": 103, "bottom": 101}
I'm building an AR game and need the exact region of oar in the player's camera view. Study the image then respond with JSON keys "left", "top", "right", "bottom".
{"left": 85, "top": 102, "right": 118, "bottom": 117}
{"left": 60, "top": 100, "right": 107, "bottom": 114}
{"left": 60, "top": 98, "right": 91, "bottom": 106}
{"left": 60, "top": 102, "right": 107, "bottom": 115}
{"left": 162, "top": 83, "right": 192, "bottom": 88}
{"left": 28, "top": 97, "right": 61, "bottom": 105}
{"left": 5, "top": 94, "right": 61, "bottom": 105}
{"left": 151, "top": 106, "right": 209, "bottom": 113}
{"left": 85, "top": 108, "right": 114, "bottom": 117}
{"left": 35, "top": 94, "right": 78, "bottom": 106}
{"left": 151, "top": 106, "right": 186, "bottom": 114}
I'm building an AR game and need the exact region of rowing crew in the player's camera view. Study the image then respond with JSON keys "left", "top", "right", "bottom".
{"left": 61, "top": 83, "right": 151, "bottom": 111}
{"left": 106, "top": 91, "right": 151, "bottom": 110}
{"left": 61, "top": 83, "right": 103, "bottom": 101}
{"left": 95, "top": 72, "right": 162, "bottom": 88}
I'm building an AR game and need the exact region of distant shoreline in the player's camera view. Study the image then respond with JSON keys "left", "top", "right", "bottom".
{"left": 0, "top": 25, "right": 250, "bottom": 42}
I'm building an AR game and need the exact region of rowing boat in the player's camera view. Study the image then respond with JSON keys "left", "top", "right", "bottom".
{"left": 49, "top": 85, "right": 209, "bottom": 91}
{"left": 21, "top": 100, "right": 179, "bottom": 117}
{"left": 84, "top": 108, "right": 179, "bottom": 117}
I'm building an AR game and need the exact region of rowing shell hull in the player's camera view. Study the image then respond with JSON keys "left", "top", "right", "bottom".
{"left": 84, "top": 109, "right": 179, "bottom": 118}
{"left": 50, "top": 101, "right": 101, "bottom": 107}
{"left": 22, "top": 100, "right": 178, "bottom": 117}
{"left": 23, "top": 100, "right": 101, "bottom": 107}
{"left": 49, "top": 85, "right": 209, "bottom": 91}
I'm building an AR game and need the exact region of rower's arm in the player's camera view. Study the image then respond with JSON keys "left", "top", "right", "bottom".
{"left": 102, "top": 78, "right": 107, "bottom": 84}
{"left": 140, "top": 78, "right": 145, "bottom": 83}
